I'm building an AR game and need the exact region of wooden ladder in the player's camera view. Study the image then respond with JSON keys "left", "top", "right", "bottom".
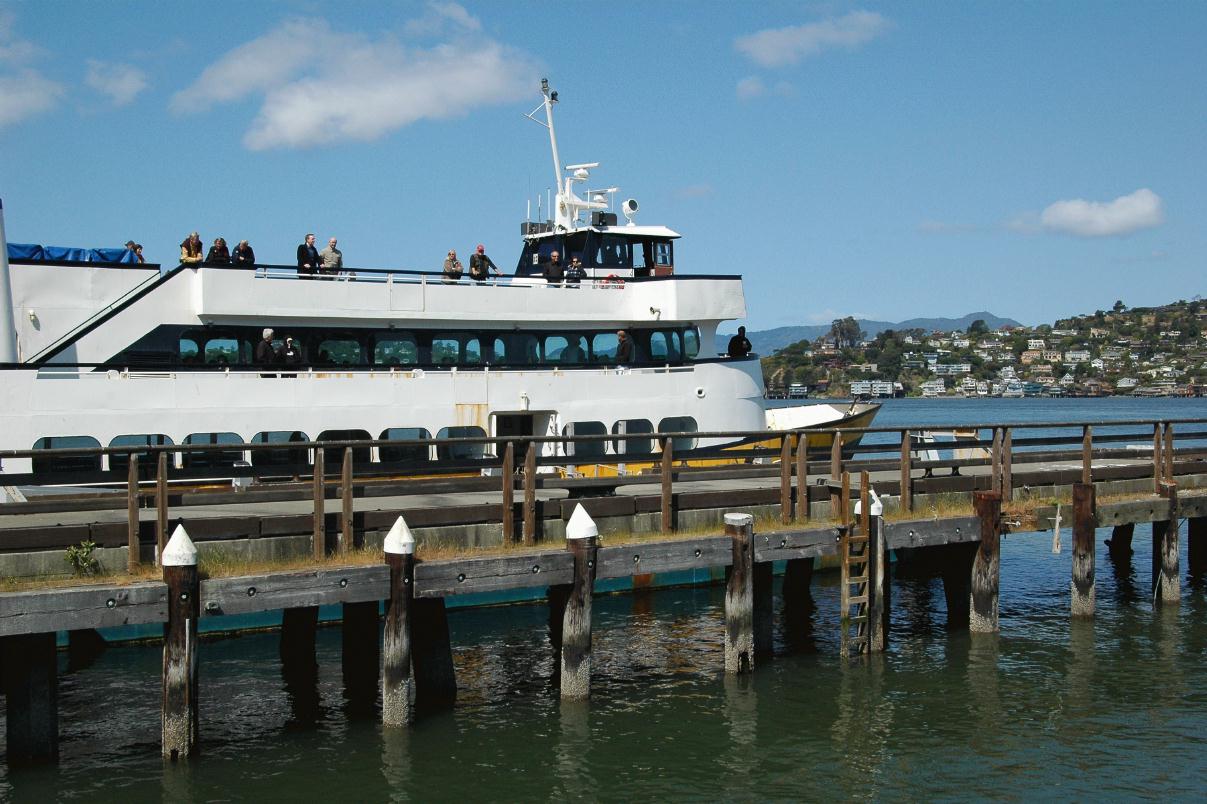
{"left": 840, "top": 471, "right": 873, "bottom": 658}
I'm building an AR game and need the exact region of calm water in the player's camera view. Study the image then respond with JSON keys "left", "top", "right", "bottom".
{"left": 3, "top": 398, "right": 1207, "bottom": 800}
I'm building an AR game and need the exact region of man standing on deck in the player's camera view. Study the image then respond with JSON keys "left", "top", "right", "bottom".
{"left": 727, "top": 326, "right": 752, "bottom": 358}
{"left": 544, "top": 250, "right": 564, "bottom": 285}
{"left": 297, "top": 233, "right": 320, "bottom": 277}
{"left": 319, "top": 237, "right": 342, "bottom": 276}
{"left": 616, "top": 329, "right": 633, "bottom": 364}
{"left": 469, "top": 243, "right": 500, "bottom": 282}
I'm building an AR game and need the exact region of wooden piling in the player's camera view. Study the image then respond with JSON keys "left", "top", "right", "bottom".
{"left": 155, "top": 451, "right": 168, "bottom": 562}
{"left": 560, "top": 511, "right": 599, "bottom": 700}
{"left": 969, "top": 491, "right": 1001, "bottom": 633}
{"left": 127, "top": 453, "right": 140, "bottom": 572}
{"left": 1001, "top": 428, "right": 1013, "bottom": 501}
{"left": 523, "top": 441, "right": 537, "bottom": 545}
{"left": 382, "top": 520, "right": 416, "bottom": 726}
{"left": 1164, "top": 423, "right": 1175, "bottom": 481}
{"left": 2, "top": 632, "right": 59, "bottom": 764}
{"left": 723, "top": 513, "right": 755, "bottom": 674}
{"left": 162, "top": 526, "right": 200, "bottom": 761}
{"left": 753, "top": 559, "right": 774, "bottom": 662}
{"left": 1071, "top": 482, "right": 1096, "bottom": 617}
{"left": 1081, "top": 425, "right": 1093, "bottom": 485}
{"left": 501, "top": 442, "right": 515, "bottom": 544}
{"left": 280, "top": 607, "right": 319, "bottom": 671}
{"left": 661, "top": 438, "right": 673, "bottom": 533}
{"left": 1152, "top": 481, "right": 1180, "bottom": 606}
{"left": 1153, "top": 423, "right": 1163, "bottom": 492}
{"left": 411, "top": 598, "right": 457, "bottom": 711}
{"left": 868, "top": 507, "right": 887, "bottom": 653}
{"left": 900, "top": 430, "right": 912, "bottom": 513}
{"left": 1107, "top": 522, "right": 1135, "bottom": 561}
{"left": 312, "top": 446, "right": 325, "bottom": 560}
{"left": 830, "top": 431, "right": 843, "bottom": 516}
{"left": 342, "top": 600, "right": 380, "bottom": 714}
{"left": 779, "top": 436, "right": 792, "bottom": 525}
{"left": 795, "top": 433, "right": 808, "bottom": 521}
{"left": 990, "top": 428, "right": 1002, "bottom": 494}
{"left": 340, "top": 447, "right": 354, "bottom": 554}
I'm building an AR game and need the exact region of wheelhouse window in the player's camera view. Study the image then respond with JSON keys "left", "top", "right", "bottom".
{"left": 182, "top": 432, "right": 244, "bottom": 469}
{"left": 32, "top": 436, "right": 102, "bottom": 474}
{"left": 612, "top": 420, "right": 655, "bottom": 455}
{"left": 250, "top": 431, "right": 310, "bottom": 467}
{"left": 562, "top": 421, "right": 607, "bottom": 458}
{"left": 203, "top": 336, "right": 246, "bottom": 366}
{"left": 179, "top": 338, "right": 200, "bottom": 365}
{"left": 647, "top": 330, "right": 682, "bottom": 362}
{"left": 109, "top": 434, "right": 173, "bottom": 473}
{"left": 543, "top": 334, "right": 588, "bottom": 365}
{"left": 683, "top": 327, "right": 700, "bottom": 359}
{"left": 436, "top": 426, "right": 488, "bottom": 462}
{"left": 315, "top": 335, "right": 365, "bottom": 366}
{"left": 490, "top": 333, "right": 540, "bottom": 366}
{"left": 379, "top": 428, "right": 432, "bottom": 464}
{"left": 658, "top": 416, "right": 698, "bottom": 452}
{"left": 587, "top": 234, "right": 633, "bottom": 270}
{"left": 591, "top": 332, "right": 619, "bottom": 363}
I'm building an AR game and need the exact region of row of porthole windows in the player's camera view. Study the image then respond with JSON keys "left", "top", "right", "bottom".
{"left": 29, "top": 417, "right": 699, "bottom": 473}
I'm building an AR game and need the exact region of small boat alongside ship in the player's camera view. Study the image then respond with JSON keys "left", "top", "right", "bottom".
{"left": 0, "top": 78, "right": 877, "bottom": 484}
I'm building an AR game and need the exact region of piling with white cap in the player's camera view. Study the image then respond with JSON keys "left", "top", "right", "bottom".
{"left": 161, "top": 524, "right": 199, "bottom": 759}
{"left": 723, "top": 513, "right": 755, "bottom": 674}
{"left": 0, "top": 198, "right": 21, "bottom": 363}
{"left": 383, "top": 516, "right": 416, "bottom": 725}
{"left": 560, "top": 505, "right": 599, "bottom": 699}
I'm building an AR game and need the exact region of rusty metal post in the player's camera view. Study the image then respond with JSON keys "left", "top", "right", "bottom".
{"left": 660, "top": 437, "right": 673, "bottom": 533}
{"left": 1071, "top": 483, "right": 1096, "bottom": 617}
{"left": 501, "top": 441, "right": 515, "bottom": 544}
{"left": 127, "top": 453, "right": 140, "bottom": 572}
{"left": 312, "top": 446, "right": 325, "bottom": 560}
{"left": 340, "top": 447, "right": 354, "bottom": 554}
{"left": 780, "top": 435, "right": 792, "bottom": 525}
{"left": 523, "top": 441, "right": 537, "bottom": 545}
{"left": 795, "top": 432, "right": 808, "bottom": 521}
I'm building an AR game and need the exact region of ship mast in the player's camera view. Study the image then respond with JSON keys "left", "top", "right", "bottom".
{"left": 526, "top": 78, "right": 610, "bottom": 232}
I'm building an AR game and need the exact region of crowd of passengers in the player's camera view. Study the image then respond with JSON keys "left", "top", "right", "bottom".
{"left": 164, "top": 231, "right": 589, "bottom": 285}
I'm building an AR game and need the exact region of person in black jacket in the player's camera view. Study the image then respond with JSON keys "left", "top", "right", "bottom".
{"left": 469, "top": 243, "right": 499, "bottom": 282}
{"left": 727, "top": 326, "right": 752, "bottom": 358}
{"left": 297, "top": 233, "right": 320, "bottom": 277}
{"left": 205, "top": 237, "right": 231, "bottom": 264}
{"left": 233, "top": 240, "right": 256, "bottom": 266}
{"left": 544, "top": 250, "right": 564, "bottom": 285}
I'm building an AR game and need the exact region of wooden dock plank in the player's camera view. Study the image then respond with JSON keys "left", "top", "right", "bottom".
{"left": 414, "top": 550, "right": 573, "bottom": 598}
{"left": 0, "top": 582, "right": 168, "bottom": 636}
{"left": 885, "top": 517, "right": 982, "bottom": 549}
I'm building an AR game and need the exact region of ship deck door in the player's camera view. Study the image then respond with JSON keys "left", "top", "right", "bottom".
{"left": 492, "top": 411, "right": 555, "bottom": 458}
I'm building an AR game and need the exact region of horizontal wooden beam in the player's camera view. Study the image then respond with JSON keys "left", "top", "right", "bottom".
{"left": 0, "top": 582, "right": 167, "bottom": 636}
{"left": 200, "top": 566, "right": 389, "bottom": 616}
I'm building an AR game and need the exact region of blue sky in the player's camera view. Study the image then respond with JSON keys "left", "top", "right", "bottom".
{"left": 1, "top": 1, "right": 1204, "bottom": 330}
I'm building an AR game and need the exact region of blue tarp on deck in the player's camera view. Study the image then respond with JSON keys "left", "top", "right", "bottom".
{"left": 7, "top": 243, "right": 140, "bottom": 264}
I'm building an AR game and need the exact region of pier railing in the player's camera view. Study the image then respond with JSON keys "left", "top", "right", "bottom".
{"left": 2, "top": 417, "right": 1206, "bottom": 571}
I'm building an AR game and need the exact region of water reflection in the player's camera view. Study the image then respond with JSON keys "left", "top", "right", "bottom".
{"left": 380, "top": 724, "right": 412, "bottom": 802}
{"left": 553, "top": 700, "right": 594, "bottom": 800}
{"left": 720, "top": 674, "right": 757, "bottom": 799}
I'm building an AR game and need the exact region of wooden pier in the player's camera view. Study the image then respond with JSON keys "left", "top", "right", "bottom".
{"left": 2, "top": 417, "right": 1207, "bottom": 764}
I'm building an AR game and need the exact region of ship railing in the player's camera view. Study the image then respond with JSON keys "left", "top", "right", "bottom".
{"left": 3, "top": 419, "right": 1206, "bottom": 522}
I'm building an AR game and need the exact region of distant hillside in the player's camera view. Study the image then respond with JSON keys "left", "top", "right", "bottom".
{"left": 716, "top": 312, "right": 1023, "bottom": 355}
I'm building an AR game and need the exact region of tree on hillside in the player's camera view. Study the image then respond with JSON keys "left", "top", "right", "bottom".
{"left": 829, "top": 316, "right": 864, "bottom": 348}
{"left": 967, "top": 319, "right": 988, "bottom": 336}
{"left": 1113, "top": 299, "right": 1126, "bottom": 313}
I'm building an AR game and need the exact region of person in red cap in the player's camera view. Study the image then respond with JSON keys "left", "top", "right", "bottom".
{"left": 469, "top": 243, "right": 500, "bottom": 282}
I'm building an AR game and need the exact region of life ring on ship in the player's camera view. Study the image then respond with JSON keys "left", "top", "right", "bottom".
{"left": 601, "top": 274, "right": 625, "bottom": 289}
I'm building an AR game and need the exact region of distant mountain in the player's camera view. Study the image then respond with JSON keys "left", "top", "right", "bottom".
{"left": 715, "top": 312, "right": 1023, "bottom": 355}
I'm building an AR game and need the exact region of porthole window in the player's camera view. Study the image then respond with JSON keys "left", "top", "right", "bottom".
{"left": 32, "top": 436, "right": 102, "bottom": 474}
{"left": 562, "top": 421, "right": 607, "bottom": 458}
{"left": 250, "top": 431, "right": 310, "bottom": 467}
{"left": 182, "top": 432, "right": 244, "bottom": 469}
{"left": 379, "top": 428, "right": 432, "bottom": 464}
{"left": 657, "top": 416, "right": 698, "bottom": 452}
{"left": 436, "top": 426, "right": 487, "bottom": 462}
{"left": 611, "top": 419, "right": 655, "bottom": 455}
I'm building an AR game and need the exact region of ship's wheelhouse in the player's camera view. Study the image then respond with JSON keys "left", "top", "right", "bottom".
{"left": 514, "top": 226, "right": 676, "bottom": 278}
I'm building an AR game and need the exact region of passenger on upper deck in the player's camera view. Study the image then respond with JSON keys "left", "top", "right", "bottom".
{"left": 205, "top": 237, "right": 231, "bottom": 265}
{"left": 255, "top": 328, "right": 277, "bottom": 366}
{"left": 233, "top": 240, "right": 256, "bottom": 266}
{"left": 469, "top": 244, "right": 500, "bottom": 282}
{"left": 727, "top": 326, "right": 752, "bottom": 359}
{"left": 124, "top": 240, "right": 145, "bottom": 264}
{"left": 297, "top": 233, "right": 320, "bottom": 277}
{"left": 319, "top": 237, "right": 342, "bottom": 275}
{"left": 544, "top": 250, "right": 564, "bottom": 285}
{"left": 180, "top": 232, "right": 203, "bottom": 265}
{"left": 616, "top": 330, "right": 633, "bottom": 364}
{"left": 443, "top": 249, "right": 463, "bottom": 283}
{"left": 565, "top": 256, "right": 586, "bottom": 286}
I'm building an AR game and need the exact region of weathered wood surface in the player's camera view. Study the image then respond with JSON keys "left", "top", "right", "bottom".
{"left": 884, "top": 516, "right": 982, "bottom": 550}
{"left": 560, "top": 535, "right": 598, "bottom": 699}
{"left": 1092, "top": 491, "right": 1207, "bottom": 527}
{"left": 969, "top": 492, "right": 1001, "bottom": 633}
{"left": 201, "top": 566, "right": 389, "bottom": 616}
{"left": 1071, "top": 483, "right": 1096, "bottom": 617}
{"left": 2, "top": 631, "right": 59, "bottom": 764}
{"left": 162, "top": 560, "right": 199, "bottom": 760}
{"left": 723, "top": 514, "right": 755, "bottom": 674}
{"left": 1152, "top": 482, "right": 1180, "bottom": 606}
{"left": 382, "top": 549, "right": 414, "bottom": 726}
{"left": 0, "top": 582, "right": 168, "bottom": 636}
{"left": 414, "top": 549, "right": 572, "bottom": 598}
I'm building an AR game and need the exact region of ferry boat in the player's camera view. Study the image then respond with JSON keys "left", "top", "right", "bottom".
{"left": 0, "top": 79, "right": 877, "bottom": 483}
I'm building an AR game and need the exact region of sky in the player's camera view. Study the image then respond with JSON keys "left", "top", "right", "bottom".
{"left": 1, "top": 1, "right": 1204, "bottom": 331}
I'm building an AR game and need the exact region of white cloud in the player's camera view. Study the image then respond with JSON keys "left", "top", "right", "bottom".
{"left": 735, "top": 10, "right": 890, "bottom": 68}
{"left": 735, "top": 76, "right": 794, "bottom": 100}
{"left": 0, "top": 9, "right": 41, "bottom": 63}
{"left": 0, "top": 69, "right": 63, "bottom": 128}
{"left": 405, "top": 1, "right": 482, "bottom": 36}
{"left": 1039, "top": 188, "right": 1163, "bottom": 237}
{"left": 85, "top": 60, "right": 148, "bottom": 106}
{"left": 675, "top": 183, "right": 714, "bottom": 199}
{"left": 172, "top": 14, "right": 536, "bottom": 150}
